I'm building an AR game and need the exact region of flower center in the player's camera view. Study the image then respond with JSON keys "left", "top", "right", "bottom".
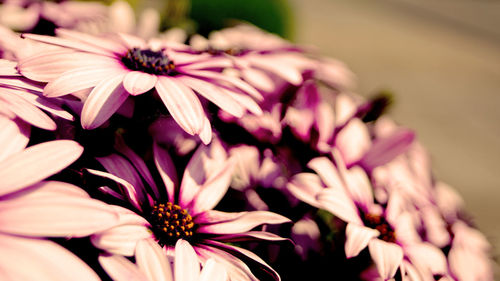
{"left": 149, "top": 202, "right": 194, "bottom": 246}
{"left": 121, "top": 48, "right": 176, "bottom": 75}
{"left": 363, "top": 213, "right": 396, "bottom": 243}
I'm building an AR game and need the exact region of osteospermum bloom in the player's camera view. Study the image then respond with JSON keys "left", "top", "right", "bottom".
{"left": 190, "top": 24, "right": 312, "bottom": 92}
{"left": 100, "top": 238, "right": 228, "bottom": 281}
{"left": 288, "top": 154, "right": 409, "bottom": 280}
{"left": 0, "top": 59, "right": 73, "bottom": 131}
{"left": 87, "top": 137, "right": 290, "bottom": 280}
{"left": 18, "top": 29, "right": 263, "bottom": 143}
{"left": 0, "top": 127, "right": 119, "bottom": 280}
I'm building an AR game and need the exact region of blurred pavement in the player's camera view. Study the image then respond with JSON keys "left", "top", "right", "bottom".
{"left": 289, "top": 0, "right": 500, "bottom": 276}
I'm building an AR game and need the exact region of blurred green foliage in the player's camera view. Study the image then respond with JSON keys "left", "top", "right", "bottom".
{"left": 188, "top": 0, "right": 293, "bottom": 39}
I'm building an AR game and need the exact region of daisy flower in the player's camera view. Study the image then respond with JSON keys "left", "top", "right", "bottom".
{"left": 87, "top": 137, "right": 290, "bottom": 280}
{"left": 99, "top": 238, "right": 228, "bottom": 281}
{"left": 18, "top": 29, "right": 263, "bottom": 143}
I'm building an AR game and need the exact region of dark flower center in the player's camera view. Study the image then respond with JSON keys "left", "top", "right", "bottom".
{"left": 121, "top": 48, "right": 176, "bottom": 75}
{"left": 363, "top": 213, "right": 396, "bottom": 243}
{"left": 149, "top": 202, "right": 194, "bottom": 246}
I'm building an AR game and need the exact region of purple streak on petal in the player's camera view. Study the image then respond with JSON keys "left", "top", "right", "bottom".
{"left": 368, "top": 239, "right": 403, "bottom": 280}
{"left": 153, "top": 142, "right": 178, "bottom": 203}
{"left": 360, "top": 128, "right": 415, "bottom": 170}
{"left": 155, "top": 76, "right": 205, "bottom": 136}
{"left": 81, "top": 72, "right": 129, "bottom": 129}
{"left": 123, "top": 71, "right": 157, "bottom": 96}
{"left": 85, "top": 168, "right": 143, "bottom": 211}
{"left": 136, "top": 238, "right": 173, "bottom": 281}
{"left": 115, "top": 135, "right": 159, "bottom": 198}
{"left": 0, "top": 234, "right": 100, "bottom": 281}
{"left": 0, "top": 140, "right": 83, "bottom": 196}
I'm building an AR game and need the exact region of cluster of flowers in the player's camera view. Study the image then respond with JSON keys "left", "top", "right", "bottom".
{"left": 0, "top": 0, "right": 494, "bottom": 280}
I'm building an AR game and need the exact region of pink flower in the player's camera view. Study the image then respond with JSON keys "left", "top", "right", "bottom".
{"left": 18, "top": 29, "right": 263, "bottom": 143}
{"left": 87, "top": 137, "right": 290, "bottom": 280}
{"left": 0, "top": 127, "right": 119, "bottom": 280}
{"left": 190, "top": 24, "right": 312, "bottom": 92}
{"left": 288, "top": 154, "right": 407, "bottom": 280}
{"left": 99, "top": 238, "right": 228, "bottom": 281}
{"left": 0, "top": 59, "right": 73, "bottom": 131}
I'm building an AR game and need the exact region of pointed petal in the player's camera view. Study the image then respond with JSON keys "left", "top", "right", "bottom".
{"left": 155, "top": 77, "right": 205, "bottom": 136}
{"left": 199, "top": 115, "right": 213, "bottom": 144}
{"left": 287, "top": 173, "right": 326, "bottom": 208}
{"left": 368, "top": 239, "right": 404, "bottom": 280}
{"left": 317, "top": 187, "right": 363, "bottom": 224}
{"left": 335, "top": 118, "right": 371, "bottom": 165}
{"left": 178, "top": 75, "right": 245, "bottom": 117}
{"left": 81, "top": 72, "right": 129, "bottom": 129}
{"left": 99, "top": 254, "right": 148, "bottom": 281}
{"left": 248, "top": 54, "right": 303, "bottom": 85}
{"left": 360, "top": 128, "right": 415, "bottom": 170}
{"left": 187, "top": 70, "right": 263, "bottom": 101}
{"left": 85, "top": 168, "right": 143, "bottom": 211}
{"left": 0, "top": 234, "right": 100, "bottom": 281}
{"left": 196, "top": 211, "right": 290, "bottom": 234}
{"left": 241, "top": 67, "right": 275, "bottom": 92}
{"left": 0, "top": 140, "right": 83, "bottom": 196}
{"left": 0, "top": 181, "right": 119, "bottom": 237}
{"left": 191, "top": 158, "right": 235, "bottom": 214}
{"left": 44, "top": 65, "right": 121, "bottom": 97}
{"left": 136, "top": 238, "right": 174, "bottom": 281}
{"left": 0, "top": 92, "right": 56, "bottom": 130}
{"left": 345, "top": 223, "right": 379, "bottom": 258}
{"left": 175, "top": 239, "right": 201, "bottom": 281}
{"left": 123, "top": 71, "right": 157, "bottom": 96}
{"left": 307, "top": 157, "right": 344, "bottom": 189}
{"left": 213, "top": 231, "right": 289, "bottom": 243}
{"left": 343, "top": 166, "right": 374, "bottom": 208}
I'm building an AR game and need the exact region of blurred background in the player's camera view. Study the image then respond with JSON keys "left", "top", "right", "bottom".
{"left": 287, "top": 0, "right": 500, "bottom": 276}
